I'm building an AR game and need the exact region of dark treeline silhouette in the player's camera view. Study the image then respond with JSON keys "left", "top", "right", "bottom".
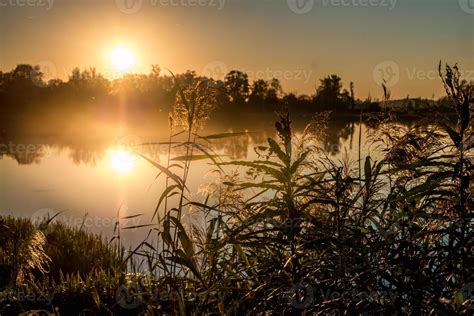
{"left": 0, "top": 64, "right": 456, "bottom": 134}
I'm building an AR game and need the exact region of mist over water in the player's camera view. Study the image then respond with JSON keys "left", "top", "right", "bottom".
{"left": 1, "top": 114, "right": 383, "bottom": 246}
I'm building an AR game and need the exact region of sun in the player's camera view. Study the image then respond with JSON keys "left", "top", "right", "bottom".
{"left": 108, "top": 149, "right": 137, "bottom": 175}
{"left": 109, "top": 46, "right": 136, "bottom": 72}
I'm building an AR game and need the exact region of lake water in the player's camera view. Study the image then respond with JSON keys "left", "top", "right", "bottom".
{"left": 0, "top": 116, "right": 380, "bottom": 246}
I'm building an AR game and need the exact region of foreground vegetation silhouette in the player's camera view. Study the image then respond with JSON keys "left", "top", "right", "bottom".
{"left": 0, "top": 63, "right": 473, "bottom": 314}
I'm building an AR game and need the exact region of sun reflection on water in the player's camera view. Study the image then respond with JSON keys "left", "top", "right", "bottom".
{"left": 108, "top": 148, "right": 136, "bottom": 174}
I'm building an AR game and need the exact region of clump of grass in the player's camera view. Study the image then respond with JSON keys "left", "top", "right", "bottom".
{"left": 0, "top": 216, "right": 48, "bottom": 288}
{"left": 0, "top": 215, "right": 127, "bottom": 315}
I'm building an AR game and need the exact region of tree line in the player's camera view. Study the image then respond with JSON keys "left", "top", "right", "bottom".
{"left": 0, "top": 64, "right": 381, "bottom": 120}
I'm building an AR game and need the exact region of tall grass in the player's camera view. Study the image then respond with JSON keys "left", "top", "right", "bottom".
{"left": 0, "top": 215, "right": 125, "bottom": 314}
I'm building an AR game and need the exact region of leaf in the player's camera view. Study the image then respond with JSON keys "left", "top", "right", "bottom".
{"left": 364, "top": 156, "right": 372, "bottom": 189}
{"left": 168, "top": 219, "right": 199, "bottom": 260}
{"left": 178, "top": 230, "right": 195, "bottom": 258}
{"left": 290, "top": 150, "right": 309, "bottom": 174}
{"left": 168, "top": 215, "right": 186, "bottom": 236}
{"left": 172, "top": 130, "right": 186, "bottom": 138}
{"left": 166, "top": 255, "right": 203, "bottom": 283}
{"left": 121, "top": 213, "right": 143, "bottom": 220}
{"left": 234, "top": 244, "right": 251, "bottom": 268}
{"left": 138, "top": 141, "right": 180, "bottom": 146}
{"left": 189, "top": 201, "right": 221, "bottom": 212}
{"left": 234, "top": 181, "right": 280, "bottom": 191}
{"left": 440, "top": 122, "right": 461, "bottom": 148}
{"left": 153, "top": 184, "right": 180, "bottom": 220}
{"left": 136, "top": 152, "right": 185, "bottom": 190}
{"left": 162, "top": 217, "right": 173, "bottom": 245}
{"left": 206, "top": 217, "right": 218, "bottom": 242}
{"left": 267, "top": 138, "right": 289, "bottom": 165}
{"left": 122, "top": 224, "right": 156, "bottom": 230}
{"left": 193, "top": 143, "right": 224, "bottom": 171}
{"left": 171, "top": 154, "right": 221, "bottom": 161}
{"left": 200, "top": 131, "right": 248, "bottom": 140}
{"left": 91, "top": 288, "right": 101, "bottom": 308}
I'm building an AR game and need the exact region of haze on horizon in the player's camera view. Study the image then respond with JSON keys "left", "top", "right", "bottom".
{"left": 0, "top": 0, "right": 473, "bottom": 99}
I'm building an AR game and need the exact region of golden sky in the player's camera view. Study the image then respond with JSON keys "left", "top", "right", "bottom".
{"left": 0, "top": 0, "right": 473, "bottom": 99}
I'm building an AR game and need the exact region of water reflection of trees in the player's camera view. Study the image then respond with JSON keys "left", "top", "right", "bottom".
{"left": 0, "top": 145, "right": 44, "bottom": 165}
{"left": 68, "top": 148, "right": 104, "bottom": 166}
{"left": 321, "top": 121, "right": 355, "bottom": 155}
{"left": 0, "top": 119, "right": 384, "bottom": 165}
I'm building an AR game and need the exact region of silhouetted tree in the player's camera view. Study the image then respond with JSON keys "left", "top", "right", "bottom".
{"left": 265, "top": 78, "right": 282, "bottom": 105}
{"left": 313, "top": 74, "right": 351, "bottom": 112}
{"left": 224, "top": 70, "right": 249, "bottom": 103}
{"left": 175, "top": 70, "right": 197, "bottom": 88}
{"left": 13, "top": 64, "right": 43, "bottom": 86}
{"left": 249, "top": 79, "right": 268, "bottom": 105}
{"left": 67, "top": 67, "right": 109, "bottom": 101}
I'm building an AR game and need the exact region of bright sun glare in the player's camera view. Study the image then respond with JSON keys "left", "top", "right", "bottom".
{"left": 109, "top": 149, "right": 136, "bottom": 174}
{"left": 109, "top": 46, "right": 136, "bottom": 72}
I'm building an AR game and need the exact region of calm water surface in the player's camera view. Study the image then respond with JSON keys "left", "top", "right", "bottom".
{"left": 0, "top": 118, "right": 377, "bottom": 246}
